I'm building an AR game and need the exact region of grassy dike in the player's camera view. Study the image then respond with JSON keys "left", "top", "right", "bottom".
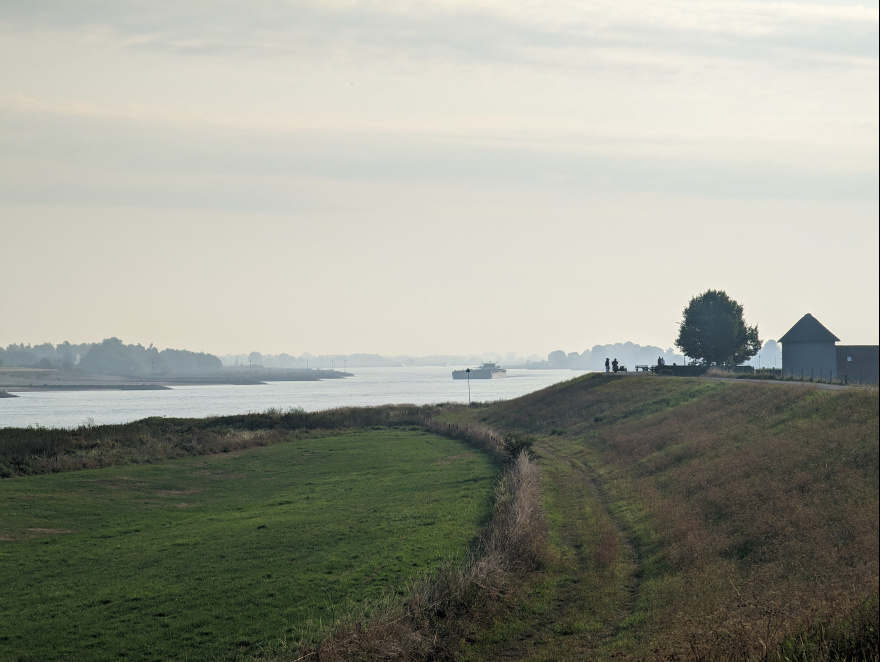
{"left": 264, "top": 375, "right": 877, "bottom": 661}
{"left": 445, "top": 374, "right": 878, "bottom": 661}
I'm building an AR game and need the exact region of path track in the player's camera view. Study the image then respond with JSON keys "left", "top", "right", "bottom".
{"left": 469, "top": 434, "right": 644, "bottom": 660}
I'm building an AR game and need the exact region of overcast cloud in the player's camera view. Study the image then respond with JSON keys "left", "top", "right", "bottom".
{"left": 1, "top": 1, "right": 877, "bottom": 356}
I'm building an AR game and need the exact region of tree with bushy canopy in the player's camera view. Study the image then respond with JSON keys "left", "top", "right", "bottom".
{"left": 675, "top": 290, "right": 761, "bottom": 367}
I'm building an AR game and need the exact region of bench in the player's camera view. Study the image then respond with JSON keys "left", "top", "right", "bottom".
{"left": 635, "top": 365, "right": 651, "bottom": 372}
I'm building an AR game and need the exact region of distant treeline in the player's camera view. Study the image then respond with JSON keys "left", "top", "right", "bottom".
{"left": 533, "top": 342, "right": 684, "bottom": 370}
{"left": 219, "top": 351, "right": 536, "bottom": 369}
{"left": 229, "top": 343, "right": 782, "bottom": 371}
{"left": 536, "top": 339, "right": 781, "bottom": 370}
{"left": 222, "top": 351, "right": 405, "bottom": 369}
{"left": 2, "top": 339, "right": 782, "bottom": 375}
{"left": 0, "top": 338, "right": 220, "bottom": 376}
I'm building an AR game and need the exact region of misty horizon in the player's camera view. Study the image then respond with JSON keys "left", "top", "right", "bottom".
{"left": 1, "top": 1, "right": 876, "bottom": 358}
{"left": 0, "top": 336, "right": 783, "bottom": 373}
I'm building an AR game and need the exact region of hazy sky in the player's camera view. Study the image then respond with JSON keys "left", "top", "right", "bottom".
{"left": 2, "top": 0, "right": 878, "bottom": 358}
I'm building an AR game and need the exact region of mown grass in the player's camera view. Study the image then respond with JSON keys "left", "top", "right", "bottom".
{"left": 272, "top": 420, "right": 550, "bottom": 661}
{"left": 0, "top": 428, "right": 497, "bottom": 661}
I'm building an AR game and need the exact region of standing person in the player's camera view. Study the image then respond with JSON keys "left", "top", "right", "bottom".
{"left": 612, "top": 358, "right": 619, "bottom": 373}
{"left": 605, "top": 358, "right": 610, "bottom": 375}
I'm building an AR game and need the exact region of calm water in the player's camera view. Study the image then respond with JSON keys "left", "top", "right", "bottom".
{"left": 0, "top": 367, "right": 588, "bottom": 429}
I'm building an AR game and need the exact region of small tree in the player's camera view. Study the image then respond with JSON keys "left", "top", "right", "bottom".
{"left": 675, "top": 290, "right": 761, "bottom": 367}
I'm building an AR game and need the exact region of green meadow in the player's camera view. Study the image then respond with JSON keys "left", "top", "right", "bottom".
{"left": 0, "top": 428, "right": 497, "bottom": 661}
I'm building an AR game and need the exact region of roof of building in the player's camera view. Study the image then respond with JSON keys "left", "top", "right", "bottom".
{"left": 778, "top": 313, "right": 840, "bottom": 344}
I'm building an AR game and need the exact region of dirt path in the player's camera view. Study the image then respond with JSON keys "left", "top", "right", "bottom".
{"left": 539, "top": 442, "right": 644, "bottom": 647}
{"left": 465, "top": 436, "right": 643, "bottom": 661}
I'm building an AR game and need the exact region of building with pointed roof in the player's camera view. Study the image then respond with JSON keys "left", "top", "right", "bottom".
{"left": 779, "top": 314, "right": 878, "bottom": 383}
{"left": 779, "top": 314, "right": 839, "bottom": 378}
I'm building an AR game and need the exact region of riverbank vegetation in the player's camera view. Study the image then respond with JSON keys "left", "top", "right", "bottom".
{"left": 0, "top": 406, "right": 432, "bottom": 477}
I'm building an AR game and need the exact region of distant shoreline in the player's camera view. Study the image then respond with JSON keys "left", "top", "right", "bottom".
{"left": 3, "top": 384, "right": 174, "bottom": 392}
{"left": 0, "top": 367, "right": 352, "bottom": 393}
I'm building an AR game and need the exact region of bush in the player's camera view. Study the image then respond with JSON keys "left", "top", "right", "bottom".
{"left": 501, "top": 433, "right": 537, "bottom": 463}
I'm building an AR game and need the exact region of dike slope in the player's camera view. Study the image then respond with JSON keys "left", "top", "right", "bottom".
{"left": 457, "top": 374, "right": 878, "bottom": 661}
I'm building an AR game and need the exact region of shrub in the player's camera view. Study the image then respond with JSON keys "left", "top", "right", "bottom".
{"left": 501, "top": 433, "right": 537, "bottom": 463}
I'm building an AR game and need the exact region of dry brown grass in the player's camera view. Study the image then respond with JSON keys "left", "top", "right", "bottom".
{"left": 481, "top": 375, "right": 878, "bottom": 660}
{"left": 607, "top": 387, "right": 878, "bottom": 658}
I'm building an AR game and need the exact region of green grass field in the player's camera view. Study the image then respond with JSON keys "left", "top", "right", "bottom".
{"left": 0, "top": 428, "right": 497, "bottom": 661}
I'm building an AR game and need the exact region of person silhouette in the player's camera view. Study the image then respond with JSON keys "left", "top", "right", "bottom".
{"left": 605, "top": 358, "right": 610, "bottom": 375}
{"left": 612, "top": 358, "right": 619, "bottom": 373}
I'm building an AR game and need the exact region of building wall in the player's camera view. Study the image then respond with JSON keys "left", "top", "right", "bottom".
{"left": 836, "top": 345, "right": 880, "bottom": 384}
{"left": 782, "top": 342, "right": 837, "bottom": 378}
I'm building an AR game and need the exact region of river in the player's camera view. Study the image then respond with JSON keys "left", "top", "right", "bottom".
{"left": 0, "top": 366, "right": 589, "bottom": 429}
